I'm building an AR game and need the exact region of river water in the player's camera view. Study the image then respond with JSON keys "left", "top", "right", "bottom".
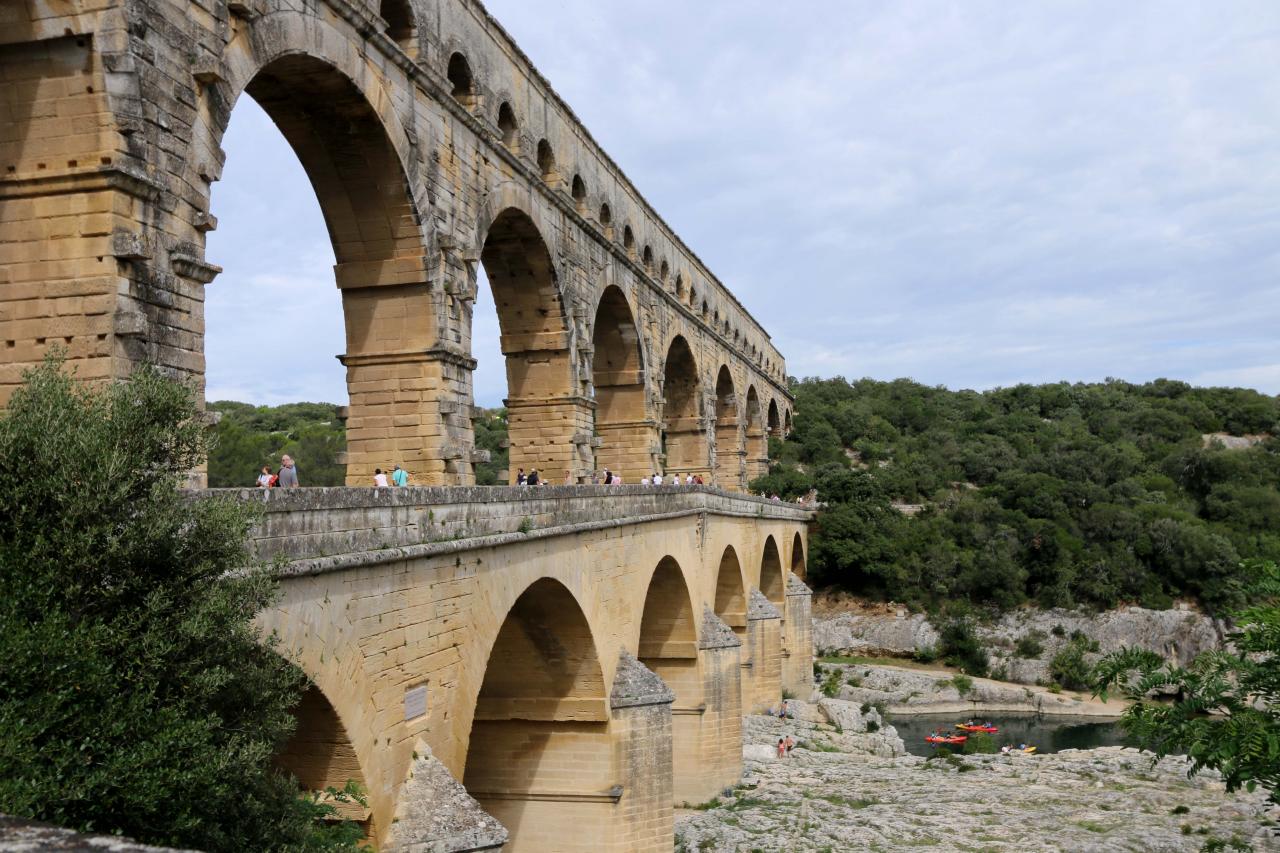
{"left": 889, "top": 712, "right": 1132, "bottom": 757}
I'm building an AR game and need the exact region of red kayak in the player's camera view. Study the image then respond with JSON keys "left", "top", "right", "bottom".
{"left": 956, "top": 724, "right": 999, "bottom": 733}
{"left": 925, "top": 734, "right": 967, "bottom": 745}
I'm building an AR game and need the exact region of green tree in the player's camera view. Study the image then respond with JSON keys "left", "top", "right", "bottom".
{"left": 1094, "top": 560, "right": 1280, "bottom": 805}
{"left": 0, "top": 357, "right": 360, "bottom": 851}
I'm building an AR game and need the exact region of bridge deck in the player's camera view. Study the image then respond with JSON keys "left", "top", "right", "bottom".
{"left": 195, "top": 485, "right": 815, "bottom": 573}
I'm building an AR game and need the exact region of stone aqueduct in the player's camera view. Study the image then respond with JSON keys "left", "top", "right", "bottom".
{"left": 0, "top": 0, "right": 794, "bottom": 488}
{"left": 0, "top": 0, "right": 815, "bottom": 850}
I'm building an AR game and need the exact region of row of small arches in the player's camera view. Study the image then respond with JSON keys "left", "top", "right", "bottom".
{"left": 397, "top": 9, "right": 783, "bottom": 383}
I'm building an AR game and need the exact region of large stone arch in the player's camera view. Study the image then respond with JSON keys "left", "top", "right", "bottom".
{"left": 760, "top": 534, "right": 785, "bottom": 608}
{"left": 791, "top": 531, "right": 807, "bottom": 581}
{"left": 744, "top": 385, "right": 766, "bottom": 484}
{"left": 473, "top": 200, "right": 587, "bottom": 483}
{"left": 275, "top": 685, "right": 373, "bottom": 834}
{"left": 636, "top": 556, "right": 703, "bottom": 804}
{"left": 462, "top": 577, "right": 612, "bottom": 851}
{"left": 713, "top": 365, "right": 743, "bottom": 490}
{"left": 591, "top": 284, "right": 653, "bottom": 482}
{"left": 194, "top": 14, "right": 438, "bottom": 485}
{"left": 713, "top": 545, "right": 748, "bottom": 642}
{"left": 661, "top": 335, "right": 707, "bottom": 480}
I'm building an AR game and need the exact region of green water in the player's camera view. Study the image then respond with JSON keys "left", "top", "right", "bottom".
{"left": 889, "top": 712, "right": 1132, "bottom": 757}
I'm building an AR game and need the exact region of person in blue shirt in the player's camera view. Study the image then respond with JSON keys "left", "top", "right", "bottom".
{"left": 391, "top": 464, "right": 409, "bottom": 487}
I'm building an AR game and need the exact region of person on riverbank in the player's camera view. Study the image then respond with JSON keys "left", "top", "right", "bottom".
{"left": 276, "top": 455, "right": 299, "bottom": 488}
{"left": 777, "top": 738, "right": 787, "bottom": 759}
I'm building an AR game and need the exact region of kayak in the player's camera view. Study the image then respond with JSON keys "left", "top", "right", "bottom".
{"left": 1001, "top": 745, "right": 1037, "bottom": 755}
{"left": 925, "top": 734, "right": 968, "bottom": 745}
{"left": 956, "top": 724, "right": 999, "bottom": 733}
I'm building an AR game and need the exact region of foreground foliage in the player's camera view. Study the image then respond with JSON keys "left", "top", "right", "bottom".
{"left": 753, "top": 377, "right": 1280, "bottom": 612}
{"left": 1094, "top": 559, "right": 1280, "bottom": 807}
{"left": 0, "top": 359, "right": 360, "bottom": 851}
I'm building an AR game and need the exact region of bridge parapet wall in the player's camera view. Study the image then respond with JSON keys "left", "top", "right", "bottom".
{"left": 196, "top": 485, "right": 813, "bottom": 565}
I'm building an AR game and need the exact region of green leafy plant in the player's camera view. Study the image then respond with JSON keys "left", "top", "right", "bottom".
{"left": 948, "top": 674, "right": 974, "bottom": 695}
{"left": 963, "top": 732, "right": 997, "bottom": 754}
{"left": 0, "top": 357, "right": 361, "bottom": 851}
{"left": 939, "top": 618, "right": 989, "bottom": 677}
{"left": 1050, "top": 635, "right": 1097, "bottom": 691}
{"left": 1095, "top": 560, "right": 1280, "bottom": 806}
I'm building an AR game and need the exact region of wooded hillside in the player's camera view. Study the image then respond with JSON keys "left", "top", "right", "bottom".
{"left": 752, "top": 377, "right": 1280, "bottom": 613}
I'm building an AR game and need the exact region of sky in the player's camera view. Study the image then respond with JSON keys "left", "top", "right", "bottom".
{"left": 205, "top": 1, "right": 1280, "bottom": 406}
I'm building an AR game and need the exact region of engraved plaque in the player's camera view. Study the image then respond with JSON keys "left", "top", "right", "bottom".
{"left": 404, "top": 684, "right": 428, "bottom": 721}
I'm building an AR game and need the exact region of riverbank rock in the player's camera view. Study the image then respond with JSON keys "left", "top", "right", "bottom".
{"left": 675, "top": 722, "right": 1279, "bottom": 852}
{"left": 746, "top": 698, "right": 906, "bottom": 759}
{"left": 814, "top": 601, "right": 1226, "bottom": 686}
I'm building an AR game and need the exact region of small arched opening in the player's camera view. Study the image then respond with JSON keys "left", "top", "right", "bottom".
{"left": 674, "top": 273, "right": 685, "bottom": 301}
{"left": 591, "top": 286, "right": 647, "bottom": 481}
{"left": 379, "top": 0, "right": 419, "bottom": 59}
{"left": 658, "top": 259, "right": 669, "bottom": 282}
{"left": 661, "top": 335, "right": 706, "bottom": 480}
{"left": 536, "top": 138, "right": 557, "bottom": 183}
{"left": 599, "top": 202, "right": 613, "bottom": 236}
{"left": 447, "top": 52, "right": 477, "bottom": 109}
{"left": 571, "top": 173, "right": 587, "bottom": 211}
{"left": 623, "top": 224, "right": 636, "bottom": 257}
{"left": 496, "top": 101, "right": 519, "bottom": 150}
{"left": 463, "top": 579, "right": 608, "bottom": 849}
{"left": 713, "top": 365, "right": 742, "bottom": 490}
{"left": 642, "top": 244, "right": 654, "bottom": 272}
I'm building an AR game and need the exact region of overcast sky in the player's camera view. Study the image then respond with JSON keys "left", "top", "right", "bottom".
{"left": 205, "top": 1, "right": 1280, "bottom": 405}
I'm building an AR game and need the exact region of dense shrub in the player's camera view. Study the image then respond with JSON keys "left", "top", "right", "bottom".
{"left": 0, "top": 358, "right": 360, "bottom": 851}
{"left": 1049, "top": 635, "right": 1097, "bottom": 691}
{"left": 938, "top": 619, "right": 989, "bottom": 677}
{"left": 1014, "top": 630, "right": 1046, "bottom": 659}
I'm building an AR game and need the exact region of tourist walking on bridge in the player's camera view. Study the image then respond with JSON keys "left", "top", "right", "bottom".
{"left": 373, "top": 468, "right": 388, "bottom": 488}
{"left": 276, "top": 455, "right": 299, "bottom": 488}
{"left": 391, "top": 464, "right": 408, "bottom": 487}
{"left": 257, "top": 465, "right": 273, "bottom": 489}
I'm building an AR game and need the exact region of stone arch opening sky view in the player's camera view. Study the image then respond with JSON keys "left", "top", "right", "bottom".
{"left": 205, "top": 0, "right": 1280, "bottom": 406}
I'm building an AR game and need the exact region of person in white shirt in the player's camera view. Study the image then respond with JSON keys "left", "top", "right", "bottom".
{"left": 641, "top": 476, "right": 651, "bottom": 486}
{"left": 653, "top": 473, "right": 663, "bottom": 486}
{"left": 373, "top": 468, "right": 389, "bottom": 488}
{"left": 257, "top": 465, "right": 273, "bottom": 489}
{"left": 685, "top": 472, "right": 694, "bottom": 485}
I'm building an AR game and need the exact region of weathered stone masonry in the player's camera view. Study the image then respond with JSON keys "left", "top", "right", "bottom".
{"left": 215, "top": 485, "right": 814, "bottom": 851}
{"left": 0, "top": 0, "right": 793, "bottom": 488}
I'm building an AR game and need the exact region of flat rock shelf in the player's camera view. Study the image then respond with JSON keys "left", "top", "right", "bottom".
{"left": 675, "top": 702, "right": 1280, "bottom": 852}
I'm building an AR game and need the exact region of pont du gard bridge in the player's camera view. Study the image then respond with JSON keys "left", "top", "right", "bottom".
{"left": 0, "top": 0, "right": 815, "bottom": 849}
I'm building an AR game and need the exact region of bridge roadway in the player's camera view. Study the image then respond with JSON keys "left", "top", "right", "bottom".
{"left": 205, "top": 485, "right": 816, "bottom": 852}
